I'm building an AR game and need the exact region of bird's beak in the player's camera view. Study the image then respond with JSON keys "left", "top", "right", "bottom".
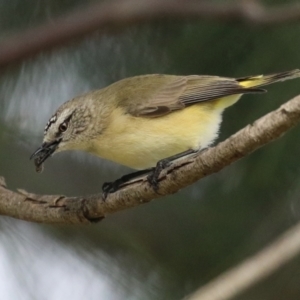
{"left": 30, "top": 139, "right": 61, "bottom": 171}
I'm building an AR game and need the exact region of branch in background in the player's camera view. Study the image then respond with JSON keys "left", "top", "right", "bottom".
{"left": 186, "top": 222, "right": 300, "bottom": 300}
{"left": 0, "top": 0, "right": 300, "bottom": 68}
{"left": 1, "top": 94, "right": 300, "bottom": 224}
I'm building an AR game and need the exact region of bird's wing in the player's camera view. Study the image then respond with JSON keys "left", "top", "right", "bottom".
{"left": 126, "top": 75, "right": 265, "bottom": 118}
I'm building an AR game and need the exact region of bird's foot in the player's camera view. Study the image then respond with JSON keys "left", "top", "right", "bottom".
{"left": 102, "top": 149, "right": 198, "bottom": 198}
{"left": 102, "top": 179, "right": 123, "bottom": 200}
{"left": 147, "top": 159, "right": 171, "bottom": 192}
{"left": 102, "top": 168, "right": 154, "bottom": 200}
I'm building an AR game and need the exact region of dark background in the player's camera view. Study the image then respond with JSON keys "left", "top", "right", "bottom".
{"left": 1, "top": 0, "right": 300, "bottom": 299}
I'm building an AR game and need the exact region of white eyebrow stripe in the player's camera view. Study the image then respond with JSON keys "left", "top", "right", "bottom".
{"left": 44, "top": 114, "right": 57, "bottom": 135}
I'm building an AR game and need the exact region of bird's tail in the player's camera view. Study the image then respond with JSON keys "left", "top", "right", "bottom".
{"left": 237, "top": 69, "right": 300, "bottom": 88}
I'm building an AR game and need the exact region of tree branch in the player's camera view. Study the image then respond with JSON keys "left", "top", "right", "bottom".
{"left": 0, "top": 0, "right": 300, "bottom": 68}
{"left": 185, "top": 221, "right": 300, "bottom": 300}
{"left": 1, "top": 94, "right": 300, "bottom": 224}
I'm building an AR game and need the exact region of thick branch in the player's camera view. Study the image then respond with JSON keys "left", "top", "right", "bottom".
{"left": 1, "top": 94, "right": 300, "bottom": 224}
{"left": 185, "top": 221, "right": 300, "bottom": 300}
{"left": 0, "top": 0, "right": 300, "bottom": 67}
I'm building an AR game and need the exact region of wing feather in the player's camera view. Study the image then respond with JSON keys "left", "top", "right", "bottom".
{"left": 121, "top": 75, "right": 265, "bottom": 118}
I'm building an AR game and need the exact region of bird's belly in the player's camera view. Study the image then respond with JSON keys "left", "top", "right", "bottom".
{"left": 92, "top": 104, "right": 223, "bottom": 169}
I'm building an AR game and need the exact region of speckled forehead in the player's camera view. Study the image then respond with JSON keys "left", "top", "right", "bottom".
{"left": 44, "top": 114, "right": 57, "bottom": 135}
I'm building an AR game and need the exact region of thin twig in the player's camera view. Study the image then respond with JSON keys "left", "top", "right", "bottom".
{"left": 186, "top": 222, "right": 300, "bottom": 300}
{"left": 0, "top": 0, "right": 300, "bottom": 67}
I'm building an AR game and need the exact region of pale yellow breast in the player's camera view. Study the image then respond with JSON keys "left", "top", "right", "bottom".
{"left": 90, "top": 96, "right": 237, "bottom": 169}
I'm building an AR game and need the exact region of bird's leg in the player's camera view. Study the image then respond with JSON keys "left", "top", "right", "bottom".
{"left": 147, "top": 149, "right": 197, "bottom": 191}
{"left": 102, "top": 167, "right": 154, "bottom": 199}
{"left": 102, "top": 148, "right": 198, "bottom": 199}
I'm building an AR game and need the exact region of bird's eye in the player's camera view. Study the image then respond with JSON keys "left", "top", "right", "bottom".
{"left": 59, "top": 122, "right": 68, "bottom": 133}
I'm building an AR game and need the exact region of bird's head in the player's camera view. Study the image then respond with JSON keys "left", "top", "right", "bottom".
{"left": 30, "top": 96, "right": 95, "bottom": 172}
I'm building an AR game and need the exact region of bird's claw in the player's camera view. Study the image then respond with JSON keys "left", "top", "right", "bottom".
{"left": 102, "top": 180, "right": 121, "bottom": 200}
{"left": 147, "top": 159, "right": 171, "bottom": 192}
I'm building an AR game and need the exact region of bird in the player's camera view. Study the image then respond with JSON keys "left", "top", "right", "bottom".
{"left": 30, "top": 69, "right": 300, "bottom": 195}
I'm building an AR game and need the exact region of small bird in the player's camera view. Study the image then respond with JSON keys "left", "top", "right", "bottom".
{"left": 31, "top": 70, "right": 300, "bottom": 195}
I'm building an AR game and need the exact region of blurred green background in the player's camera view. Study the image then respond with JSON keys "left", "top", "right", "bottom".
{"left": 1, "top": 0, "right": 300, "bottom": 299}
